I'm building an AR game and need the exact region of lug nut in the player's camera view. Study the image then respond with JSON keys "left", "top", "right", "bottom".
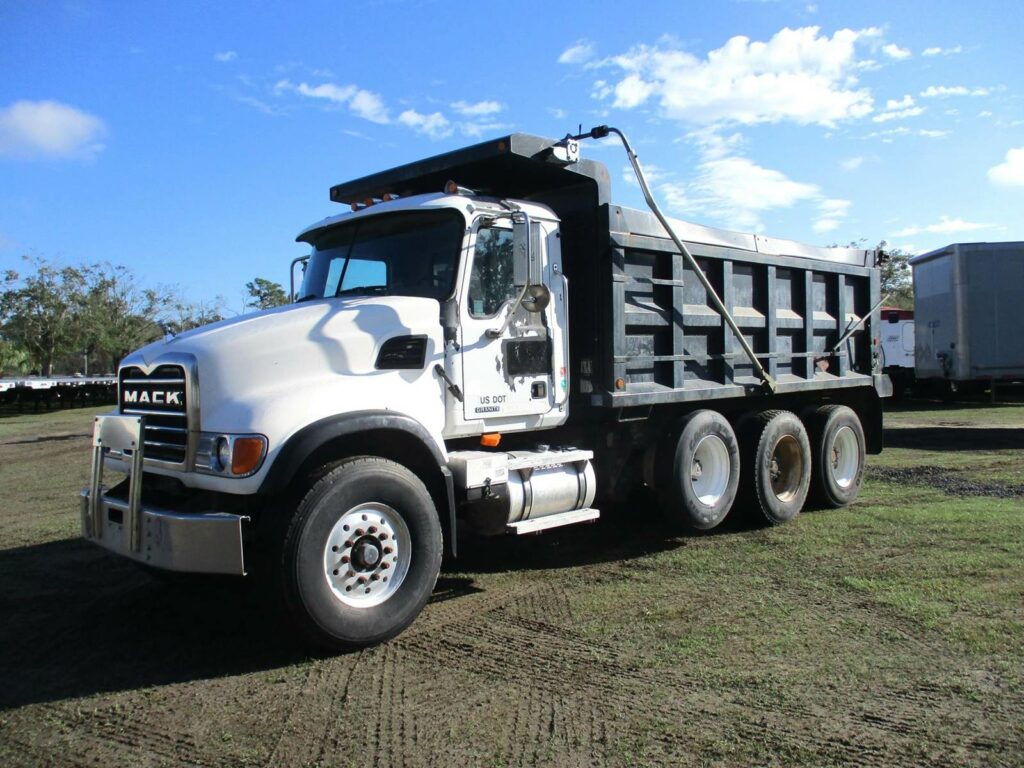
{"left": 383, "top": 546, "right": 392, "bottom": 554}
{"left": 341, "top": 555, "right": 350, "bottom": 564}
{"left": 370, "top": 574, "right": 380, "bottom": 581}
{"left": 357, "top": 576, "right": 366, "bottom": 585}
{"left": 380, "top": 562, "right": 389, "bottom": 570}
{"left": 379, "top": 533, "right": 388, "bottom": 541}
{"left": 368, "top": 526, "right": 377, "bottom": 534}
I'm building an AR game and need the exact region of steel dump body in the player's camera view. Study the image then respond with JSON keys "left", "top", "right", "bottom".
{"left": 329, "top": 133, "right": 884, "bottom": 410}
{"left": 910, "top": 242, "right": 1024, "bottom": 383}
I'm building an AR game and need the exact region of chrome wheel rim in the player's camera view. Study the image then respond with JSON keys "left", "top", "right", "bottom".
{"left": 829, "top": 426, "right": 859, "bottom": 489}
{"left": 769, "top": 435, "right": 804, "bottom": 503}
{"left": 323, "top": 502, "right": 411, "bottom": 608}
{"left": 690, "top": 434, "right": 730, "bottom": 506}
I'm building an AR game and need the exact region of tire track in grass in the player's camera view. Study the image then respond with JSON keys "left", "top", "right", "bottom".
{"left": 264, "top": 652, "right": 362, "bottom": 768}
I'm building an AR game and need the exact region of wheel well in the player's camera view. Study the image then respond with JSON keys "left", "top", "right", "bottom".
{"left": 291, "top": 429, "right": 450, "bottom": 539}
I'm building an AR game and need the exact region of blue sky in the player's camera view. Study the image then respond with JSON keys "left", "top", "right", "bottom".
{"left": 2, "top": 0, "right": 1023, "bottom": 311}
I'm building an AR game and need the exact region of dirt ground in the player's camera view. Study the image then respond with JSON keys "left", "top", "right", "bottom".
{"left": 0, "top": 401, "right": 1021, "bottom": 767}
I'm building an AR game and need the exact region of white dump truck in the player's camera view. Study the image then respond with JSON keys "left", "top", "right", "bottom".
{"left": 81, "top": 127, "right": 890, "bottom": 648}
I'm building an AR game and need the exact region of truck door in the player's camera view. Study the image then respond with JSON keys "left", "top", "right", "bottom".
{"left": 459, "top": 217, "right": 567, "bottom": 423}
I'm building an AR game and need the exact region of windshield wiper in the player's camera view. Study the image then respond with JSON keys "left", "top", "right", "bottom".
{"left": 335, "top": 285, "right": 389, "bottom": 297}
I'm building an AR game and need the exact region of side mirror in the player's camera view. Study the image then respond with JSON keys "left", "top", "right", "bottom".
{"left": 512, "top": 217, "right": 530, "bottom": 287}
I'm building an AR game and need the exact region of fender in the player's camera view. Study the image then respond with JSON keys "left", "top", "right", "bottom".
{"left": 259, "top": 410, "right": 457, "bottom": 555}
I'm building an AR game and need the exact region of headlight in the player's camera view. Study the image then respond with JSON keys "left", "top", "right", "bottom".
{"left": 196, "top": 433, "right": 268, "bottom": 477}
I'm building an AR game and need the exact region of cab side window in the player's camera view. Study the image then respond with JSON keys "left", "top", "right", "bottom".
{"left": 468, "top": 227, "right": 517, "bottom": 317}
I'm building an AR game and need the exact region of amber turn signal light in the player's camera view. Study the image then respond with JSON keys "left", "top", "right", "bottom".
{"left": 231, "top": 437, "right": 266, "bottom": 476}
{"left": 480, "top": 433, "right": 501, "bottom": 448}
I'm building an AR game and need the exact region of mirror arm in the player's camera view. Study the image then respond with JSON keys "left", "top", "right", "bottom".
{"left": 485, "top": 282, "right": 533, "bottom": 339}
{"left": 290, "top": 255, "right": 310, "bottom": 302}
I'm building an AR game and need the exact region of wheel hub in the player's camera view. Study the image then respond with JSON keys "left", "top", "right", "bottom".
{"left": 352, "top": 538, "right": 382, "bottom": 570}
{"left": 769, "top": 435, "right": 803, "bottom": 502}
{"left": 323, "top": 502, "right": 410, "bottom": 608}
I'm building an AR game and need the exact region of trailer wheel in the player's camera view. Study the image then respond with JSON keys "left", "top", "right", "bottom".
{"left": 658, "top": 410, "right": 740, "bottom": 531}
{"left": 281, "top": 456, "right": 442, "bottom": 650}
{"left": 743, "top": 410, "right": 811, "bottom": 525}
{"left": 808, "top": 405, "right": 865, "bottom": 508}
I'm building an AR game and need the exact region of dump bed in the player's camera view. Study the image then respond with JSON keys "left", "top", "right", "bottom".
{"left": 329, "top": 132, "right": 885, "bottom": 408}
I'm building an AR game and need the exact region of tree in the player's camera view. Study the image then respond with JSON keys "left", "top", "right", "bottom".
{"left": 0, "top": 337, "right": 30, "bottom": 376}
{"left": 835, "top": 239, "right": 914, "bottom": 309}
{"left": 0, "top": 256, "right": 89, "bottom": 376}
{"left": 80, "top": 263, "right": 168, "bottom": 369}
{"left": 876, "top": 241, "right": 914, "bottom": 309}
{"left": 162, "top": 294, "right": 227, "bottom": 336}
{"left": 245, "top": 277, "right": 289, "bottom": 310}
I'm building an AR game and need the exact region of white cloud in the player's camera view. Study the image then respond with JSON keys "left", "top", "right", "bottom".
{"left": 920, "top": 85, "right": 989, "bottom": 98}
{"left": 884, "top": 95, "right": 915, "bottom": 110}
{"left": 214, "top": 50, "right": 237, "bottom": 62}
{"left": 918, "top": 129, "right": 950, "bottom": 138}
{"left": 276, "top": 80, "right": 390, "bottom": 124}
{"left": 987, "top": 147, "right": 1024, "bottom": 187}
{"left": 872, "top": 96, "right": 923, "bottom": 122}
{"left": 548, "top": 107, "right": 567, "bottom": 120}
{"left": 840, "top": 156, "right": 864, "bottom": 171}
{"left": 348, "top": 90, "right": 389, "bottom": 124}
{"left": 558, "top": 40, "right": 595, "bottom": 65}
{"left": 922, "top": 45, "right": 962, "bottom": 56}
{"left": 813, "top": 198, "right": 851, "bottom": 232}
{"left": 891, "top": 216, "right": 992, "bottom": 237}
{"left": 451, "top": 100, "right": 503, "bottom": 117}
{"left": 978, "top": 110, "right": 993, "bottom": 118}
{"left": 458, "top": 120, "right": 509, "bottom": 139}
{"left": 586, "top": 26, "right": 879, "bottom": 127}
{"left": 398, "top": 109, "right": 452, "bottom": 140}
{"left": 680, "top": 131, "right": 820, "bottom": 229}
{"left": 882, "top": 43, "right": 911, "bottom": 60}
{"left": 0, "top": 99, "right": 106, "bottom": 160}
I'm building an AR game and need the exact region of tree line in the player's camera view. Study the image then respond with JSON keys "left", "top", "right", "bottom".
{"left": 0, "top": 255, "right": 287, "bottom": 377}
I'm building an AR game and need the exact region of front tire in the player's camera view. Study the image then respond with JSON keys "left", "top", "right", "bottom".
{"left": 282, "top": 456, "right": 442, "bottom": 650}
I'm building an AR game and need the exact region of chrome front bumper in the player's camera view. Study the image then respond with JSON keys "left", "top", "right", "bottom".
{"left": 80, "top": 414, "right": 247, "bottom": 575}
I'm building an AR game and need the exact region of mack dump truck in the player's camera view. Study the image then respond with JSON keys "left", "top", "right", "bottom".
{"left": 81, "top": 127, "right": 890, "bottom": 649}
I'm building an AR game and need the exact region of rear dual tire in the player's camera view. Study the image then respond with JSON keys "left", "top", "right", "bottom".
{"left": 742, "top": 410, "right": 812, "bottom": 525}
{"left": 807, "top": 405, "right": 866, "bottom": 508}
{"left": 656, "top": 410, "right": 741, "bottom": 531}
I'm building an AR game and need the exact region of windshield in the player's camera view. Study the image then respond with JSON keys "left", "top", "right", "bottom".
{"left": 298, "top": 209, "right": 465, "bottom": 302}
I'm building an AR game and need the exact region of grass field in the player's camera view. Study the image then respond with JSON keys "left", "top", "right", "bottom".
{"left": 0, "top": 401, "right": 1021, "bottom": 767}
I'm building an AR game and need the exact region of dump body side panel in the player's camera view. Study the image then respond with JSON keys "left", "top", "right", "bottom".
{"left": 569, "top": 205, "right": 880, "bottom": 408}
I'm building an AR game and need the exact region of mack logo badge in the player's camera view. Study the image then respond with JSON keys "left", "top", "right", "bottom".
{"left": 123, "top": 390, "right": 183, "bottom": 406}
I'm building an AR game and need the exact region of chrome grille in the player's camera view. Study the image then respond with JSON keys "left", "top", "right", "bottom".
{"left": 118, "top": 365, "right": 188, "bottom": 464}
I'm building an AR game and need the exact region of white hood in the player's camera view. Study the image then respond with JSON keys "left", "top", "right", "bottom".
{"left": 122, "top": 296, "right": 448, "bottom": 490}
